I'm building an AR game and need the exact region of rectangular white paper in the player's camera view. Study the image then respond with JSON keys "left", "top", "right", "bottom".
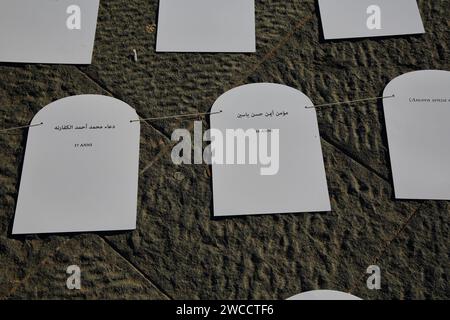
{"left": 318, "top": 0, "right": 425, "bottom": 40}
{"left": 156, "top": 0, "right": 256, "bottom": 52}
{"left": 0, "top": 0, "right": 99, "bottom": 64}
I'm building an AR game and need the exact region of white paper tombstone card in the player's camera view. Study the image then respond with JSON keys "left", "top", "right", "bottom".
{"left": 209, "top": 83, "right": 331, "bottom": 217}
{"left": 287, "top": 290, "right": 362, "bottom": 300}
{"left": 0, "top": 0, "right": 100, "bottom": 64}
{"left": 12, "top": 95, "right": 141, "bottom": 234}
{"left": 318, "top": 0, "right": 425, "bottom": 40}
{"left": 156, "top": 0, "right": 256, "bottom": 52}
{"left": 383, "top": 70, "right": 450, "bottom": 200}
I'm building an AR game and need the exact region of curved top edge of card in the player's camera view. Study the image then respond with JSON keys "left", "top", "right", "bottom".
{"left": 287, "top": 290, "right": 362, "bottom": 300}
{"left": 383, "top": 69, "right": 450, "bottom": 97}
{"left": 210, "top": 83, "right": 315, "bottom": 113}
{"left": 30, "top": 94, "right": 139, "bottom": 124}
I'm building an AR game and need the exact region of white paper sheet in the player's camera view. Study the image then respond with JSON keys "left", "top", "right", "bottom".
{"left": 318, "top": 0, "right": 425, "bottom": 40}
{"left": 383, "top": 70, "right": 450, "bottom": 200}
{"left": 210, "top": 83, "right": 331, "bottom": 217}
{"left": 156, "top": 0, "right": 255, "bottom": 52}
{"left": 13, "top": 95, "right": 141, "bottom": 234}
{"left": 287, "top": 290, "right": 362, "bottom": 300}
{"left": 0, "top": 0, "right": 99, "bottom": 64}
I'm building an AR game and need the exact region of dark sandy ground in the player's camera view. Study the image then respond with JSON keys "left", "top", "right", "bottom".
{"left": 0, "top": 0, "right": 449, "bottom": 299}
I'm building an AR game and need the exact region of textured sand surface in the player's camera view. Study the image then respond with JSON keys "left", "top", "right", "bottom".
{"left": 0, "top": 0, "right": 449, "bottom": 299}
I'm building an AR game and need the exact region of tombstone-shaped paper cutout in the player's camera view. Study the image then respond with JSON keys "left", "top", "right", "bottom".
{"left": 383, "top": 70, "right": 450, "bottom": 200}
{"left": 156, "top": 0, "right": 256, "bottom": 52}
{"left": 287, "top": 290, "right": 362, "bottom": 300}
{"left": 210, "top": 83, "right": 331, "bottom": 217}
{"left": 12, "top": 95, "right": 140, "bottom": 234}
{"left": 0, "top": 0, "right": 99, "bottom": 64}
{"left": 318, "top": 0, "right": 425, "bottom": 40}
